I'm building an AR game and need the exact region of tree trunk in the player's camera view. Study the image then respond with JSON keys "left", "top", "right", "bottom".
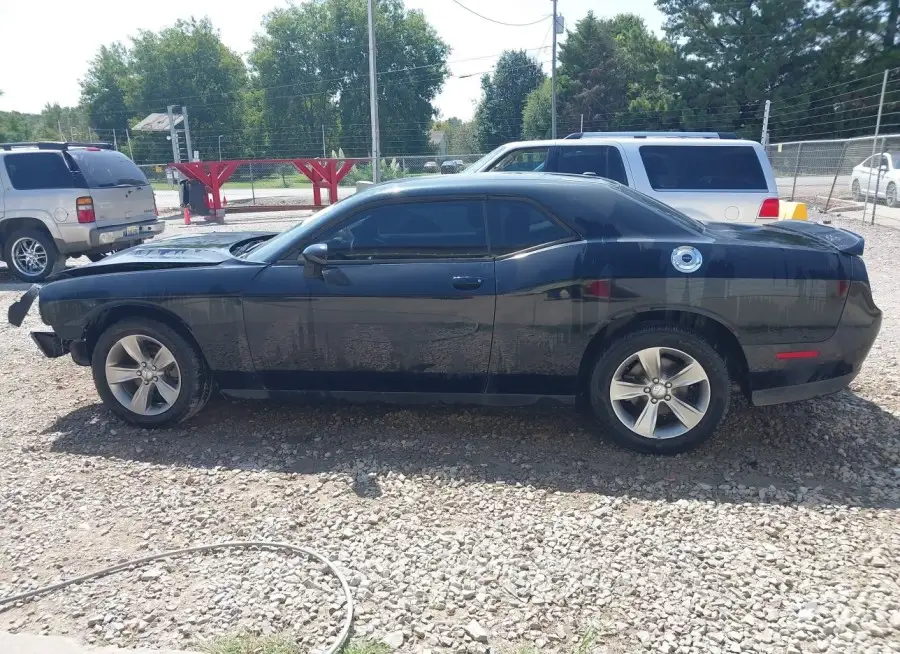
{"left": 886, "top": 0, "right": 899, "bottom": 52}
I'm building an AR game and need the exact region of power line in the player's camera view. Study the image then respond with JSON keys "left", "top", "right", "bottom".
{"left": 449, "top": 0, "right": 550, "bottom": 27}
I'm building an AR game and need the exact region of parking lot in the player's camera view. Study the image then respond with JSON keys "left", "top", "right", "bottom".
{"left": 0, "top": 212, "right": 898, "bottom": 654}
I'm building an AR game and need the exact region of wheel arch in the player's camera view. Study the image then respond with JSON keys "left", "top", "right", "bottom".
{"left": 0, "top": 217, "right": 58, "bottom": 255}
{"left": 83, "top": 302, "right": 207, "bottom": 366}
{"left": 577, "top": 308, "right": 749, "bottom": 395}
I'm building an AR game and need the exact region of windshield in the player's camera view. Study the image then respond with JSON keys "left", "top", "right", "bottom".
{"left": 68, "top": 150, "right": 149, "bottom": 188}
{"left": 460, "top": 145, "right": 511, "bottom": 173}
{"left": 243, "top": 196, "right": 358, "bottom": 262}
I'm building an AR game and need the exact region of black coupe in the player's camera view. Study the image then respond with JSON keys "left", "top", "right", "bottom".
{"left": 7, "top": 173, "right": 881, "bottom": 454}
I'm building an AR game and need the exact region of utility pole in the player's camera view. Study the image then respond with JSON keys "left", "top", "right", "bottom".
{"left": 125, "top": 128, "right": 134, "bottom": 159}
{"left": 112, "top": 129, "right": 119, "bottom": 151}
{"left": 761, "top": 100, "right": 771, "bottom": 147}
{"left": 322, "top": 124, "right": 327, "bottom": 158}
{"left": 367, "top": 0, "right": 381, "bottom": 182}
{"left": 551, "top": 0, "right": 558, "bottom": 139}
{"left": 218, "top": 135, "right": 224, "bottom": 161}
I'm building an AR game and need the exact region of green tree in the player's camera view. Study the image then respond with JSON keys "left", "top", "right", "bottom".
{"left": 80, "top": 44, "right": 131, "bottom": 132}
{"left": 522, "top": 78, "right": 552, "bottom": 140}
{"left": 251, "top": 0, "right": 449, "bottom": 157}
{"left": 434, "top": 117, "right": 479, "bottom": 155}
{"left": 475, "top": 50, "right": 545, "bottom": 150}
{"left": 656, "top": 0, "right": 822, "bottom": 138}
{"left": 127, "top": 18, "right": 248, "bottom": 160}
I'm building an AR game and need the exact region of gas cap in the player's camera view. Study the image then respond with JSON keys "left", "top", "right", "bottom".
{"left": 724, "top": 206, "right": 741, "bottom": 221}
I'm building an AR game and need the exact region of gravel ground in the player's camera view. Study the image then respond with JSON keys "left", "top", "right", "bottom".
{"left": 0, "top": 214, "right": 898, "bottom": 654}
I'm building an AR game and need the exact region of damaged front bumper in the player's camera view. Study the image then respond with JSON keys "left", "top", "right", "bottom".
{"left": 7, "top": 284, "right": 90, "bottom": 364}
{"left": 7, "top": 283, "right": 41, "bottom": 327}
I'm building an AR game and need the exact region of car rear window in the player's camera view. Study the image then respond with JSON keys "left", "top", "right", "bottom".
{"left": 68, "top": 150, "right": 149, "bottom": 188}
{"left": 639, "top": 145, "right": 768, "bottom": 191}
{"left": 3, "top": 152, "right": 75, "bottom": 190}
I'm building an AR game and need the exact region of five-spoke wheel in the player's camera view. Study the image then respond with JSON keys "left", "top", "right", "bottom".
{"left": 590, "top": 326, "right": 730, "bottom": 454}
{"left": 92, "top": 319, "right": 212, "bottom": 427}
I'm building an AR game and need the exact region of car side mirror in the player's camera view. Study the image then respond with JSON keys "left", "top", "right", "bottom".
{"left": 301, "top": 242, "right": 328, "bottom": 278}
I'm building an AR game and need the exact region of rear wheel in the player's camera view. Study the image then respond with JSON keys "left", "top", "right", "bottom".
{"left": 886, "top": 182, "right": 898, "bottom": 208}
{"left": 852, "top": 179, "right": 863, "bottom": 202}
{"left": 3, "top": 228, "right": 59, "bottom": 282}
{"left": 587, "top": 326, "right": 731, "bottom": 454}
{"left": 91, "top": 319, "right": 212, "bottom": 427}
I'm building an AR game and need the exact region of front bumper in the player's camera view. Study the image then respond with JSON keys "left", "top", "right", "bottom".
{"left": 90, "top": 219, "right": 165, "bottom": 247}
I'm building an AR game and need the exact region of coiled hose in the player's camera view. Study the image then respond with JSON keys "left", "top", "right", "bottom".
{"left": 0, "top": 541, "right": 354, "bottom": 654}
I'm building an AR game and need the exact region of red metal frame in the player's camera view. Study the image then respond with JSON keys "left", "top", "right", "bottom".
{"left": 169, "top": 158, "right": 360, "bottom": 217}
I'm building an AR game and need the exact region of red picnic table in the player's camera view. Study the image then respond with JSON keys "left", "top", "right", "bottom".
{"left": 169, "top": 157, "right": 360, "bottom": 221}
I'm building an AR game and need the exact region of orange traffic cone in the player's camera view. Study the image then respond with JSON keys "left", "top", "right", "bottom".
{"left": 183, "top": 207, "right": 192, "bottom": 225}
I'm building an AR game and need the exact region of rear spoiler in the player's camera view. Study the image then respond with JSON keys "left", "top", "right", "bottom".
{"left": 768, "top": 221, "right": 865, "bottom": 256}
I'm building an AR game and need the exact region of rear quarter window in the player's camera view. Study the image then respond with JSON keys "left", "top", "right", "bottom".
{"left": 68, "top": 150, "right": 149, "bottom": 188}
{"left": 640, "top": 145, "right": 768, "bottom": 191}
{"left": 3, "top": 152, "right": 75, "bottom": 190}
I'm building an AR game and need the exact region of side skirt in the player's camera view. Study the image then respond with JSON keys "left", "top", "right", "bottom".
{"left": 220, "top": 389, "right": 576, "bottom": 407}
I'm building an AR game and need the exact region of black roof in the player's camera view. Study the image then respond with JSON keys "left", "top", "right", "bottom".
{"left": 366, "top": 171, "right": 619, "bottom": 200}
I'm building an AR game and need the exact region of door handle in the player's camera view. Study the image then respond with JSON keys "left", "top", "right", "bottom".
{"left": 452, "top": 276, "right": 483, "bottom": 290}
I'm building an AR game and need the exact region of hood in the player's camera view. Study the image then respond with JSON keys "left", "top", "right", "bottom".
{"left": 55, "top": 231, "right": 275, "bottom": 279}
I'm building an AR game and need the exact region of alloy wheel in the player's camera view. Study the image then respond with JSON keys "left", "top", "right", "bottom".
{"left": 10, "top": 237, "right": 49, "bottom": 277}
{"left": 608, "top": 346, "right": 711, "bottom": 440}
{"left": 105, "top": 334, "right": 182, "bottom": 416}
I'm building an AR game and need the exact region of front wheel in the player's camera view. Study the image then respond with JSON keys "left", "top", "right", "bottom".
{"left": 886, "top": 183, "right": 898, "bottom": 208}
{"left": 91, "top": 318, "right": 212, "bottom": 427}
{"left": 852, "top": 179, "right": 863, "bottom": 202}
{"left": 588, "top": 326, "right": 731, "bottom": 454}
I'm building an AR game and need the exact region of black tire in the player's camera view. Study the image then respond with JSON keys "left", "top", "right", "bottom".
{"left": 587, "top": 325, "right": 731, "bottom": 455}
{"left": 91, "top": 318, "right": 212, "bottom": 428}
{"left": 886, "top": 183, "right": 898, "bottom": 209}
{"left": 852, "top": 179, "right": 862, "bottom": 202}
{"left": 2, "top": 228, "right": 59, "bottom": 282}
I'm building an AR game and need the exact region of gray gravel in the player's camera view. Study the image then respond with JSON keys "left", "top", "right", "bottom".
{"left": 0, "top": 213, "right": 898, "bottom": 654}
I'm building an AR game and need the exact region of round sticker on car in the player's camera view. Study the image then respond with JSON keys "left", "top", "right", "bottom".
{"left": 671, "top": 246, "right": 702, "bottom": 273}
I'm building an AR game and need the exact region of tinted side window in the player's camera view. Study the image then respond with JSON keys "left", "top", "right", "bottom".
{"left": 4, "top": 153, "right": 75, "bottom": 190}
{"left": 323, "top": 200, "right": 488, "bottom": 260}
{"left": 487, "top": 199, "right": 570, "bottom": 255}
{"left": 639, "top": 145, "right": 768, "bottom": 191}
{"left": 490, "top": 148, "right": 549, "bottom": 172}
{"left": 555, "top": 146, "right": 628, "bottom": 185}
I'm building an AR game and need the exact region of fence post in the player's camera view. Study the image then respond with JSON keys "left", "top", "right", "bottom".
{"left": 865, "top": 69, "right": 890, "bottom": 224}
{"left": 250, "top": 162, "right": 256, "bottom": 206}
{"left": 823, "top": 142, "right": 848, "bottom": 213}
{"left": 871, "top": 137, "right": 889, "bottom": 224}
{"left": 790, "top": 143, "right": 803, "bottom": 201}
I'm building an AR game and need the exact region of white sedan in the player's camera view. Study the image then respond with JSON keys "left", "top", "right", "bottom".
{"left": 851, "top": 152, "right": 899, "bottom": 207}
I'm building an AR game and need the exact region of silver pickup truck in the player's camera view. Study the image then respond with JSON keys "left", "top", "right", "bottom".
{"left": 0, "top": 142, "right": 164, "bottom": 281}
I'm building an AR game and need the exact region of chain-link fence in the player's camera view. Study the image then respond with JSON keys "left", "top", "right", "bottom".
{"left": 141, "top": 154, "right": 487, "bottom": 212}
{"left": 765, "top": 134, "right": 900, "bottom": 221}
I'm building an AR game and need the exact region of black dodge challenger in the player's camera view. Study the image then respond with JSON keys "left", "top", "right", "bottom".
{"left": 7, "top": 173, "right": 882, "bottom": 454}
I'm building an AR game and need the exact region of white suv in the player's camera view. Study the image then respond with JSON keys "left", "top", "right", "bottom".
{"left": 0, "top": 142, "right": 165, "bottom": 282}
{"left": 462, "top": 132, "right": 781, "bottom": 223}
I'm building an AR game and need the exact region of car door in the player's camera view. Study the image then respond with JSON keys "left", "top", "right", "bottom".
{"left": 245, "top": 198, "right": 496, "bottom": 394}
{"left": 486, "top": 197, "right": 597, "bottom": 397}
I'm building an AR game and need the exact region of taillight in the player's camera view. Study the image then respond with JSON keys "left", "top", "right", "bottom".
{"left": 76, "top": 196, "right": 96, "bottom": 223}
{"left": 758, "top": 198, "right": 780, "bottom": 219}
{"left": 153, "top": 193, "right": 158, "bottom": 217}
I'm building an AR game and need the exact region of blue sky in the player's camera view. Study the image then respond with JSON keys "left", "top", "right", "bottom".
{"left": 0, "top": 0, "right": 664, "bottom": 120}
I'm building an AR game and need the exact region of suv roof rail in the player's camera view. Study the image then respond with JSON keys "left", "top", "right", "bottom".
{"left": 0, "top": 141, "right": 115, "bottom": 151}
{"left": 564, "top": 131, "right": 739, "bottom": 140}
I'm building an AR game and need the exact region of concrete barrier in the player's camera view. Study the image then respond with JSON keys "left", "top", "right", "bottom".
{"left": 779, "top": 201, "right": 808, "bottom": 220}
{"left": 356, "top": 181, "right": 374, "bottom": 193}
